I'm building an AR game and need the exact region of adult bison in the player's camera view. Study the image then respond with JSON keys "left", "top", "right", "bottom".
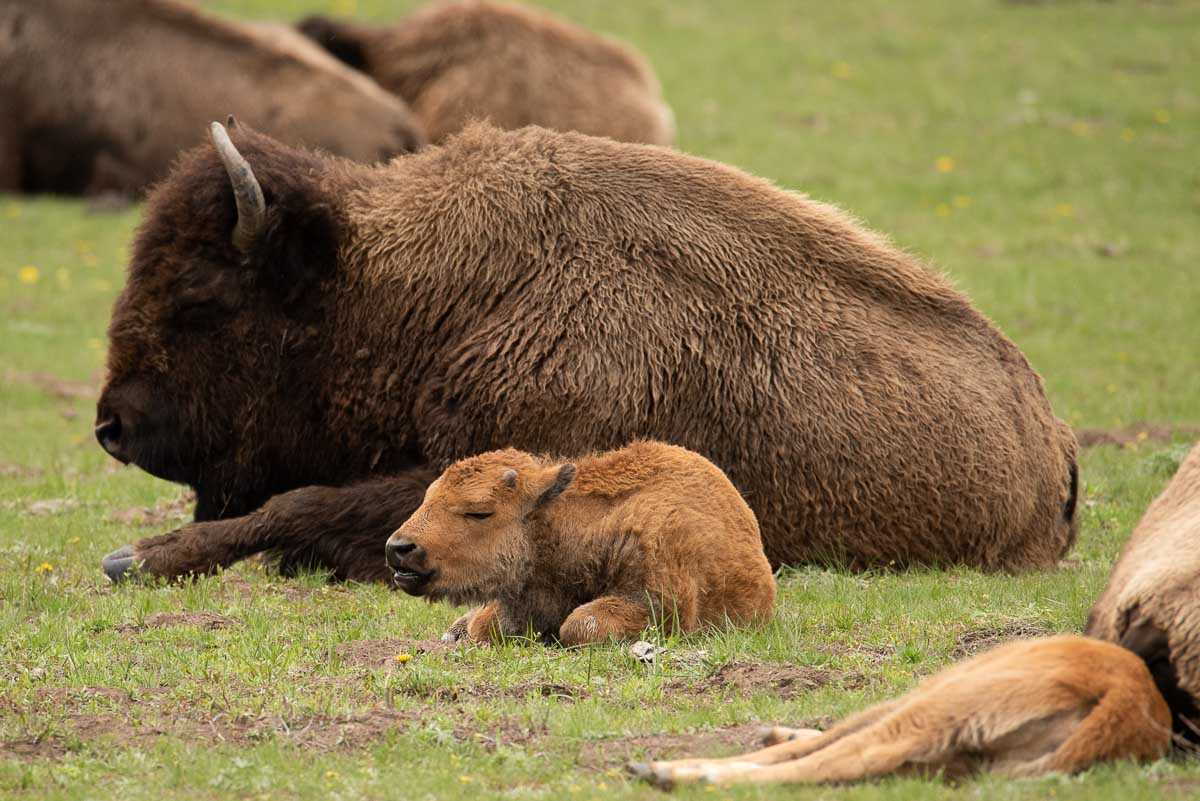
{"left": 1086, "top": 440, "right": 1200, "bottom": 739}
{"left": 297, "top": 1, "right": 674, "bottom": 145}
{"left": 0, "top": 0, "right": 424, "bottom": 195}
{"left": 96, "top": 120, "right": 1078, "bottom": 583}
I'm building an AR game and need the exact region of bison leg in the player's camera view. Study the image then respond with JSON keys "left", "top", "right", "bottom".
{"left": 0, "top": 99, "right": 22, "bottom": 191}
{"left": 558, "top": 596, "right": 650, "bottom": 646}
{"left": 102, "top": 473, "right": 432, "bottom": 584}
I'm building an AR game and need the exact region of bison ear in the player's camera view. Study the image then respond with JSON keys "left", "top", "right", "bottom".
{"left": 532, "top": 464, "right": 576, "bottom": 510}
{"left": 210, "top": 121, "right": 340, "bottom": 308}
{"left": 297, "top": 16, "right": 370, "bottom": 70}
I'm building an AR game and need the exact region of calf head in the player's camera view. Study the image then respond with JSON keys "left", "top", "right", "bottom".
{"left": 96, "top": 119, "right": 344, "bottom": 520}
{"left": 385, "top": 449, "right": 577, "bottom": 603}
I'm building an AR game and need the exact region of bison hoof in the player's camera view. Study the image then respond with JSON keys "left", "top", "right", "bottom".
{"left": 102, "top": 545, "right": 143, "bottom": 583}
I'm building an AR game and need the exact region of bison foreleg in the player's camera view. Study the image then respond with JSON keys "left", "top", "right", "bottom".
{"left": 102, "top": 473, "right": 431, "bottom": 584}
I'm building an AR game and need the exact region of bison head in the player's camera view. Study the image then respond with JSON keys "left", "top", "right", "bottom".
{"left": 385, "top": 450, "right": 577, "bottom": 603}
{"left": 96, "top": 119, "right": 346, "bottom": 520}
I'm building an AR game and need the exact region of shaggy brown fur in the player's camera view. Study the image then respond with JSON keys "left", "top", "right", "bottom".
{"left": 298, "top": 1, "right": 673, "bottom": 145}
{"left": 630, "top": 636, "right": 1171, "bottom": 788}
{"left": 385, "top": 441, "right": 776, "bottom": 645}
{"left": 0, "top": 0, "right": 424, "bottom": 195}
{"left": 1086, "top": 441, "right": 1200, "bottom": 739}
{"left": 97, "top": 120, "right": 1077, "bottom": 583}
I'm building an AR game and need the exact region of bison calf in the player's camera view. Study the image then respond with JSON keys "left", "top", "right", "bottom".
{"left": 1087, "top": 440, "right": 1200, "bottom": 739}
{"left": 630, "top": 636, "right": 1171, "bottom": 788}
{"left": 385, "top": 441, "right": 776, "bottom": 646}
{"left": 298, "top": 0, "right": 674, "bottom": 145}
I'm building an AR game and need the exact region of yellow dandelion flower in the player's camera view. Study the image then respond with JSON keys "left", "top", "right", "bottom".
{"left": 18, "top": 265, "right": 39, "bottom": 284}
{"left": 1121, "top": 129, "right": 1135, "bottom": 142}
{"left": 323, "top": 770, "right": 339, "bottom": 780}
{"left": 830, "top": 62, "right": 852, "bottom": 80}
{"left": 1069, "top": 120, "right": 1090, "bottom": 136}
{"left": 1154, "top": 109, "right": 1171, "bottom": 124}
{"left": 935, "top": 203, "right": 952, "bottom": 217}
{"left": 393, "top": 653, "right": 412, "bottom": 664}
{"left": 952, "top": 195, "right": 972, "bottom": 209}
{"left": 68, "top": 537, "right": 81, "bottom": 545}
{"left": 458, "top": 775, "right": 473, "bottom": 784}
{"left": 1053, "top": 203, "right": 1074, "bottom": 218}
{"left": 1106, "top": 383, "right": 1118, "bottom": 394}
{"left": 1136, "top": 431, "right": 1149, "bottom": 442}
{"left": 35, "top": 562, "right": 54, "bottom": 574}
{"left": 935, "top": 156, "right": 955, "bottom": 173}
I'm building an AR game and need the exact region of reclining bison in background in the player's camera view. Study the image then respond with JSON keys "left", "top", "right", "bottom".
{"left": 96, "top": 119, "right": 1078, "bottom": 584}
{"left": 298, "top": 0, "right": 674, "bottom": 146}
{"left": 1087, "top": 440, "right": 1200, "bottom": 740}
{"left": 0, "top": 0, "right": 424, "bottom": 195}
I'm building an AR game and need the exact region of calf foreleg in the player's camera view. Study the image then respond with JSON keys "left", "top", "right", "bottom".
{"left": 559, "top": 596, "right": 650, "bottom": 646}
{"left": 102, "top": 472, "right": 432, "bottom": 584}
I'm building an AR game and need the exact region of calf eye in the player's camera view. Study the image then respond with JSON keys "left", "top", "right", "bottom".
{"left": 464, "top": 512, "right": 493, "bottom": 521}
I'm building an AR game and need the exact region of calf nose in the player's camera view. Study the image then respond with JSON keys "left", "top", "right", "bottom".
{"left": 385, "top": 538, "right": 419, "bottom": 568}
{"left": 94, "top": 415, "right": 128, "bottom": 463}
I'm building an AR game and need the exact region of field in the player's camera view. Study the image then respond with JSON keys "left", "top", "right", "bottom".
{"left": 2, "top": 0, "right": 1199, "bottom": 798}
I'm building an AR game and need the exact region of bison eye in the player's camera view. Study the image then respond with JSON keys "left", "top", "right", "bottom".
{"left": 464, "top": 512, "right": 493, "bottom": 521}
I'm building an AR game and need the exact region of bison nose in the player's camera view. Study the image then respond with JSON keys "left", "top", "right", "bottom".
{"left": 385, "top": 538, "right": 420, "bottom": 568}
{"left": 94, "top": 415, "right": 129, "bottom": 463}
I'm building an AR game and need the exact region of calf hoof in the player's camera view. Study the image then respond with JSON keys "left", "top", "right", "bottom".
{"left": 626, "top": 762, "right": 673, "bottom": 791}
{"left": 101, "top": 545, "right": 143, "bottom": 583}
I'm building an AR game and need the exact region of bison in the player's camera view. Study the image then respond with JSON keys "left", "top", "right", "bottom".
{"left": 629, "top": 636, "right": 1171, "bottom": 788}
{"left": 0, "top": 0, "right": 425, "bottom": 195}
{"left": 297, "top": 0, "right": 674, "bottom": 145}
{"left": 97, "top": 119, "right": 1078, "bottom": 585}
{"left": 384, "top": 441, "right": 776, "bottom": 645}
{"left": 1086, "top": 440, "right": 1200, "bottom": 739}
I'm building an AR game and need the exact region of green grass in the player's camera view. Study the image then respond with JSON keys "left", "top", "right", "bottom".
{"left": 2, "top": 0, "right": 1198, "bottom": 798}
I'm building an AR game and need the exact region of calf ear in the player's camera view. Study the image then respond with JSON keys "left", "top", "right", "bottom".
{"left": 532, "top": 464, "right": 577, "bottom": 510}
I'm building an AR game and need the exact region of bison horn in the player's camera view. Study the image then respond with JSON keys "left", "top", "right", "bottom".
{"left": 209, "top": 121, "right": 266, "bottom": 253}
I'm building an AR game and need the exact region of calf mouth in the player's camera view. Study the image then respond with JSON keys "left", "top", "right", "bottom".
{"left": 391, "top": 566, "right": 437, "bottom": 596}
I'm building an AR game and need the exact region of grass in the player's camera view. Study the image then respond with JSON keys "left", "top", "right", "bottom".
{"left": 2, "top": 0, "right": 1199, "bottom": 798}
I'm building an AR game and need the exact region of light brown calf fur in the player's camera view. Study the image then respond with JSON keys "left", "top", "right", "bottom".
{"left": 0, "top": 0, "right": 424, "bottom": 195}
{"left": 298, "top": 0, "right": 674, "bottom": 145}
{"left": 1087, "top": 440, "right": 1200, "bottom": 738}
{"left": 630, "top": 636, "right": 1170, "bottom": 788}
{"left": 384, "top": 441, "right": 775, "bottom": 645}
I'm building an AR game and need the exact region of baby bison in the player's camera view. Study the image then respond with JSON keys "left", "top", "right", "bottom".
{"left": 629, "top": 636, "right": 1171, "bottom": 788}
{"left": 385, "top": 441, "right": 775, "bottom": 645}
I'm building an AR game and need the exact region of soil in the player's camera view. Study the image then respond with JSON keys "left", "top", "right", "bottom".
{"left": 950, "top": 622, "right": 1053, "bottom": 660}
{"left": 5, "top": 370, "right": 97, "bottom": 401}
{"left": 333, "top": 638, "right": 454, "bottom": 668}
{"left": 116, "top": 611, "right": 239, "bottom": 633}
{"left": 107, "top": 491, "right": 196, "bottom": 528}
{"left": 0, "top": 463, "right": 43, "bottom": 480}
{"left": 666, "top": 660, "right": 858, "bottom": 700}
{"left": 577, "top": 723, "right": 765, "bottom": 768}
{"left": 1076, "top": 424, "right": 1200, "bottom": 449}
